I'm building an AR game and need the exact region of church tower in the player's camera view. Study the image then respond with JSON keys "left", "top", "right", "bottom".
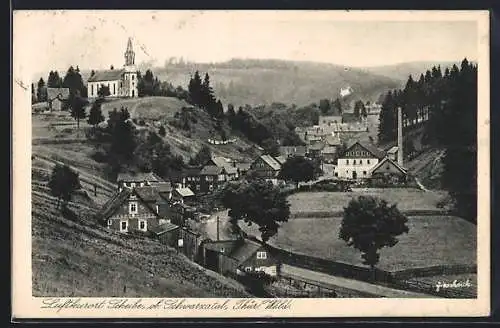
{"left": 122, "top": 37, "right": 138, "bottom": 97}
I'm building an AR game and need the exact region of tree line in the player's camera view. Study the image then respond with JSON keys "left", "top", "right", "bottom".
{"left": 378, "top": 58, "right": 477, "bottom": 223}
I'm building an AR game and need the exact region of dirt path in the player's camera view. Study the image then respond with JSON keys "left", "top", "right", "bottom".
{"left": 281, "top": 264, "right": 436, "bottom": 298}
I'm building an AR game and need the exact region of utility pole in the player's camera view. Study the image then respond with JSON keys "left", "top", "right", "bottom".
{"left": 216, "top": 216, "right": 220, "bottom": 241}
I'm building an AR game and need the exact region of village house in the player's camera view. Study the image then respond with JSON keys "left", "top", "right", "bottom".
{"left": 249, "top": 154, "right": 282, "bottom": 185}
{"left": 181, "top": 166, "right": 202, "bottom": 193}
{"left": 217, "top": 238, "right": 279, "bottom": 278}
{"left": 369, "top": 156, "right": 409, "bottom": 186}
{"left": 307, "top": 141, "right": 325, "bottom": 159}
{"left": 198, "top": 165, "right": 228, "bottom": 193}
{"left": 321, "top": 134, "right": 342, "bottom": 163}
{"left": 46, "top": 87, "right": 70, "bottom": 111}
{"left": 205, "top": 156, "right": 239, "bottom": 180}
{"left": 335, "top": 141, "right": 386, "bottom": 180}
{"left": 87, "top": 37, "right": 138, "bottom": 99}
{"left": 319, "top": 115, "right": 343, "bottom": 126}
{"left": 116, "top": 172, "right": 165, "bottom": 190}
{"left": 279, "top": 145, "right": 307, "bottom": 158}
{"left": 171, "top": 187, "right": 196, "bottom": 205}
{"left": 97, "top": 186, "right": 171, "bottom": 234}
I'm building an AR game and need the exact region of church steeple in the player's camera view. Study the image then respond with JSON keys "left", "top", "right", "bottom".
{"left": 124, "top": 37, "right": 135, "bottom": 67}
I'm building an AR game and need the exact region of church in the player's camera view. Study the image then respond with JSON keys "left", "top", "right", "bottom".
{"left": 87, "top": 38, "right": 139, "bottom": 98}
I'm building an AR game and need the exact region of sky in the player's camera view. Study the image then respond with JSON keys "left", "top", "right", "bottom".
{"left": 13, "top": 10, "right": 482, "bottom": 80}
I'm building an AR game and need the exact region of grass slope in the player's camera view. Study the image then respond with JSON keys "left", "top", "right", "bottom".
{"left": 31, "top": 117, "right": 251, "bottom": 297}
{"left": 287, "top": 188, "right": 449, "bottom": 214}
{"left": 242, "top": 215, "right": 476, "bottom": 273}
{"left": 100, "top": 97, "right": 259, "bottom": 163}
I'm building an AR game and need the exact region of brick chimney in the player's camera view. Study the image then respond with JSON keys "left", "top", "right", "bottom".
{"left": 397, "top": 106, "right": 404, "bottom": 166}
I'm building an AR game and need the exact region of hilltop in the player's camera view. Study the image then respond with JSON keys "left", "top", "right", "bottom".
{"left": 361, "top": 61, "right": 462, "bottom": 86}
{"left": 148, "top": 59, "right": 401, "bottom": 107}
{"left": 99, "top": 97, "right": 260, "bottom": 163}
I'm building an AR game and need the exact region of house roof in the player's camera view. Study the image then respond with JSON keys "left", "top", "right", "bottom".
{"left": 370, "top": 156, "right": 408, "bottom": 174}
{"left": 275, "top": 155, "right": 287, "bottom": 165}
{"left": 200, "top": 165, "right": 224, "bottom": 176}
{"left": 235, "top": 162, "right": 252, "bottom": 172}
{"left": 387, "top": 146, "right": 399, "bottom": 154}
{"left": 209, "top": 156, "right": 238, "bottom": 174}
{"left": 87, "top": 69, "right": 125, "bottom": 82}
{"left": 134, "top": 186, "right": 161, "bottom": 202}
{"left": 97, "top": 188, "right": 133, "bottom": 221}
{"left": 309, "top": 141, "right": 325, "bottom": 151}
{"left": 116, "top": 172, "right": 164, "bottom": 183}
{"left": 47, "top": 88, "right": 70, "bottom": 101}
{"left": 342, "top": 112, "right": 360, "bottom": 123}
{"left": 280, "top": 146, "right": 307, "bottom": 156}
{"left": 175, "top": 187, "right": 195, "bottom": 197}
{"left": 228, "top": 238, "right": 266, "bottom": 265}
{"left": 150, "top": 181, "right": 172, "bottom": 193}
{"left": 344, "top": 141, "right": 386, "bottom": 159}
{"left": 152, "top": 221, "right": 180, "bottom": 235}
{"left": 259, "top": 155, "right": 282, "bottom": 171}
{"left": 322, "top": 146, "right": 338, "bottom": 154}
{"left": 325, "top": 135, "right": 342, "bottom": 146}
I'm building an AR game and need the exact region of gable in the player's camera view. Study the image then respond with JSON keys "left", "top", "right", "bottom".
{"left": 343, "top": 143, "right": 375, "bottom": 158}
{"left": 371, "top": 158, "right": 407, "bottom": 175}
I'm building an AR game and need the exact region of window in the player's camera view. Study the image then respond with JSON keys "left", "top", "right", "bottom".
{"left": 353, "top": 160, "right": 356, "bottom": 165}
{"left": 139, "top": 220, "right": 147, "bottom": 231}
{"left": 220, "top": 248, "right": 225, "bottom": 253}
{"left": 91, "top": 84, "right": 94, "bottom": 96}
{"left": 129, "top": 202, "right": 138, "bottom": 215}
{"left": 107, "top": 219, "right": 112, "bottom": 226}
{"left": 132, "top": 75, "right": 135, "bottom": 81}
{"left": 113, "top": 83, "right": 116, "bottom": 95}
{"left": 256, "top": 251, "right": 267, "bottom": 260}
{"left": 363, "top": 171, "right": 367, "bottom": 175}
{"left": 346, "top": 160, "right": 349, "bottom": 165}
{"left": 131, "top": 182, "right": 136, "bottom": 188}
{"left": 120, "top": 221, "right": 128, "bottom": 232}
{"left": 209, "top": 184, "right": 214, "bottom": 191}
{"left": 140, "top": 182, "right": 144, "bottom": 187}
{"left": 367, "top": 160, "right": 371, "bottom": 164}
{"left": 245, "top": 267, "right": 252, "bottom": 272}
{"left": 335, "top": 172, "right": 338, "bottom": 177}
{"left": 156, "top": 205, "right": 159, "bottom": 214}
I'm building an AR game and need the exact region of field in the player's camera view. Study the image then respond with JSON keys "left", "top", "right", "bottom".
{"left": 287, "top": 189, "right": 449, "bottom": 215}
{"left": 241, "top": 215, "right": 476, "bottom": 273}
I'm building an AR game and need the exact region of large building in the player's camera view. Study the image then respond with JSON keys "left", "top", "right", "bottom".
{"left": 87, "top": 37, "right": 139, "bottom": 99}
{"left": 334, "top": 141, "right": 386, "bottom": 180}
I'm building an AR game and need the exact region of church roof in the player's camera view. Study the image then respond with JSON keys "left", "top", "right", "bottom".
{"left": 88, "top": 69, "right": 125, "bottom": 82}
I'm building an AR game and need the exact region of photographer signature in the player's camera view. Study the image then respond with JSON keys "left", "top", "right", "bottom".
{"left": 435, "top": 279, "right": 472, "bottom": 292}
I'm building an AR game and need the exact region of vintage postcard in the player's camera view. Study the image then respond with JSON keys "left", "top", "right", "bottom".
{"left": 12, "top": 10, "right": 490, "bottom": 319}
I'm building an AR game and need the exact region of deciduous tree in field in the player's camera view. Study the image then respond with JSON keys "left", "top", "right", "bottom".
{"left": 339, "top": 196, "right": 409, "bottom": 274}
{"left": 69, "top": 93, "right": 88, "bottom": 136}
{"left": 87, "top": 99, "right": 105, "bottom": 131}
{"left": 48, "top": 164, "right": 81, "bottom": 209}
{"left": 278, "top": 156, "right": 316, "bottom": 189}
{"left": 221, "top": 180, "right": 290, "bottom": 242}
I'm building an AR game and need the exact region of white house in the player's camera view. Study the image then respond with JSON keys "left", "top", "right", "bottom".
{"left": 87, "top": 37, "right": 138, "bottom": 99}
{"left": 335, "top": 141, "right": 386, "bottom": 180}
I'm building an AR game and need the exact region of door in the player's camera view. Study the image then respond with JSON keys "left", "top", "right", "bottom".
{"left": 352, "top": 171, "right": 357, "bottom": 179}
{"left": 132, "top": 90, "right": 135, "bottom": 97}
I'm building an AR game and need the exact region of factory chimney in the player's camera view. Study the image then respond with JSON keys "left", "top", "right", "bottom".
{"left": 397, "top": 106, "right": 404, "bottom": 166}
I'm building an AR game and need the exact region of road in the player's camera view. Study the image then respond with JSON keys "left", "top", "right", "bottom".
{"left": 281, "top": 264, "right": 436, "bottom": 298}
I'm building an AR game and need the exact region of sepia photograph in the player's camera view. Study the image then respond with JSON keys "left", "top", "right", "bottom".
{"left": 12, "top": 10, "right": 490, "bottom": 318}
